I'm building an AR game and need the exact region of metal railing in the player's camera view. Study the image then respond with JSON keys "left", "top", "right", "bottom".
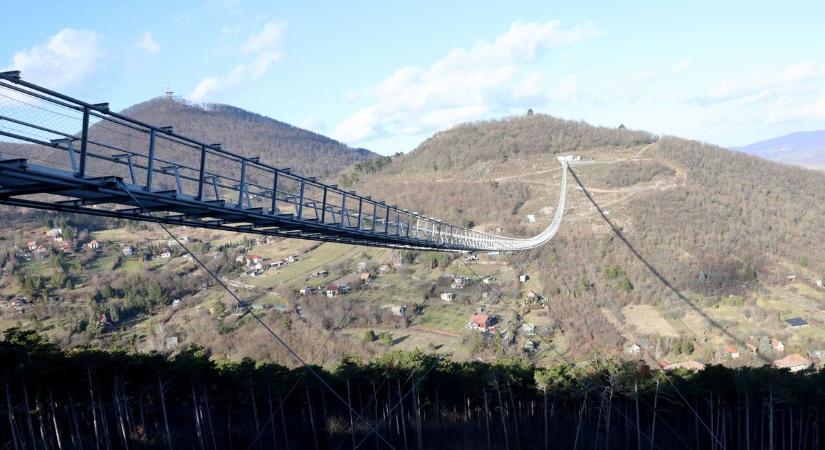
{"left": 0, "top": 71, "right": 571, "bottom": 252}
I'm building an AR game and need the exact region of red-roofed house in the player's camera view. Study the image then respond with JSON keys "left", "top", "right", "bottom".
{"left": 724, "top": 346, "right": 740, "bottom": 359}
{"left": 773, "top": 354, "right": 812, "bottom": 372}
{"left": 246, "top": 255, "right": 263, "bottom": 265}
{"left": 467, "top": 314, "right": 491, "bottom": 332}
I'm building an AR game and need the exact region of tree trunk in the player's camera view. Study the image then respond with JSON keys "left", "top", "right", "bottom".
{"left": 494, "top": 379, "right": 510, "bottom": 450}
{"left": 483, "top": 388, "right": 492, "bottom": 450}
{"left": 347, "top": 380, "right": 356, "bottom": 450}
{"left": 203, "top": 389, "right": 217, "bottom": 450}
{"left": 650, "top": 380, "right": 659, "bottom": 450}
{"left": 266, "top": 388, "right": 277, "bottom": 450}
{"left": 279, "top": 393, "right": 290, "bottom": 450}
{"left": 22, "top": 381, "right": 38, "bottom": 449}
{"left": 574, "top": 391, "right": 587, "bottom": 450}
{"left": 506, "top": 380, "right": 521, "bottom": 450}
{"left": 158, "top": 376, "right": 172, "bottom": 450}
{"left": 634, "top": 381, "right": 641, "bottom": 450}
{"left": 769, "top": 389, "right": 774, "bottom": 450}
{"left": 306, "top": 385, "right": 319, "bottom": 450}
{"left": 191, "top": 383, "right": 205, "bottom": 450}
{"left": 84, "top": 369, "right": 100, "bottom": 450}
{"left": 543, "top": 388, "right": 548, "bottom": 450}
{"left": 6, "top": 384, "right": 21, "bottom": 450}
{"left": 67, "top": 393, "right": 82, "bottom": 450}
{"left": 48, "top": 388, "right": 63, "bottom": 450}
{"left": 398, "top": 378, "right": 409, "bottom": 450}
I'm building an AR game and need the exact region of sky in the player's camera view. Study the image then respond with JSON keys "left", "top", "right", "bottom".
{"left": 2, "top": 1, "right": 825, "bottom": 155}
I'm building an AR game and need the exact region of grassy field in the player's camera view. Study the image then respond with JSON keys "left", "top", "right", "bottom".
{"left": 248, "top": 243, "right": 370, "bottom": 289}
{"left": 622, "top": 304, "right": 679, "bottom": 337}
{"left": 415, "top": 302, "right": 470, "bottom": 332}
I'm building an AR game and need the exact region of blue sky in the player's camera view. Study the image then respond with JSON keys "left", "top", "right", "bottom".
{"left": 3, "top": 1, "right": 824, "bottom": 155}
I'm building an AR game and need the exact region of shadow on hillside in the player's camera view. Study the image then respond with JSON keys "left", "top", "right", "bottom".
{"left": 568, "top": 167, "right": 772, "bottom": 365}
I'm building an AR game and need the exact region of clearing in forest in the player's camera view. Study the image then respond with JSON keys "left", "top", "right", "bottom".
{"left": 622, "top": 304, "right": 679, "bottom": 337}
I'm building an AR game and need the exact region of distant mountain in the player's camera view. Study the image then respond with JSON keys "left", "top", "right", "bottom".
{"left": 735, "top": 130, "right": 825, "bottom": 170}
{"left": 117, "top": 97, "right": 377, "bottom": 176}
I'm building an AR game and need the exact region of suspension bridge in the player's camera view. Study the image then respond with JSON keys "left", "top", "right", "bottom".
{"left": 0, "top": 71, "right": 578, "bottom": 252}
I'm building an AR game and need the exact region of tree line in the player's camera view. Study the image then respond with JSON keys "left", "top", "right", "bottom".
{"left": 3, "top": 328, "right": 825, "bottom": 449}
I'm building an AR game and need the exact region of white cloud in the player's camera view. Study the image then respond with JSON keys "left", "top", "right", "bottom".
{"left": 331, "top": 20, "right": 599, "bottom": 144}
{"left": 6, "top": 29, "right": 103, "bottom": 88}
{"left": 136, "top": 32, "right": 160, "bottom": 54}
{"left": 189, "top": 20, "right": 285, "bottom": 102}
{"left": 698, "top": 61, "right": 825, "bottom": 106}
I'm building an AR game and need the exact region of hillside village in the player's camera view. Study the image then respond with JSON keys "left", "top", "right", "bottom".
{"left": 2, "top": 202, "right": 825, "bottom": 372}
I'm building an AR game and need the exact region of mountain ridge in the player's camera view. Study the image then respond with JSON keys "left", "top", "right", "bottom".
{"left": 735, "top": 130, "right": 825, "bottom": 170}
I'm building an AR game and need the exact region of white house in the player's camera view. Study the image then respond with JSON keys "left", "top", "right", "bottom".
{"left": 122, "top": 246, "right": 133, "bottom": 256}
{"left": 522, "top": 323, "right": 536, "bottom": 335}
{"left": 482, "top": 276, "right": 496, "bottom": 285}
{"left": 159, "top": 249, "right": 172, "bottom": 258}
{"left": 624, "top": 343, "right": 641, "bottom": 356}
{"left": 46, "top": 228, "right": 62, "bottom": 237}
{"left": 87, "top": 240, "right": 101, "bottom": 250}
{"left": 391, "top": 305, "right": 407, "bottom": 317}
{"left": 440, "top": 292, "right": 455, "bottom": 302}
{"left": 519, "top": 274, "right": 530, "bottom": 283}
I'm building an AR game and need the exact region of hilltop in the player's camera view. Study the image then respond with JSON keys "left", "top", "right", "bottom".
{"left": 118, "top": 97, "right": 377, "bottom": 176}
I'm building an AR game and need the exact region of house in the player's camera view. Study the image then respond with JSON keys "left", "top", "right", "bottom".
{"left": 773, "top": 354, "right": 812, "bottom": 372}
{"left": 87, "top": 240, "right": 101, "bottom": 249}
{"left": 325, "top": 285, "right": 339, "bottom": 298}
{"left": 787, "top": 275, "right": 797, "bottom": 281}
{"left": 26, "top": 240, "right": 38, "bottom": 251}
{"left": 816, "top": 279, "right": 823, "bottom": 288}
{"left": 523, "top": 340, "right": 537, "bottom": 352}
{"left": 379, "top": 264, "right": 391, "bottom": 274}
{"left": 171, "top": 299, "right": 181, "bottom": 309}
{"left": 526, "top": 291, "right": 544, "bottom": 302}
{"left": 246, "top": 254, "right": 263, "bottom": 265}
{"left": 359, "top": 272, "right": 372, "bottom": 283}
{"left": 522, "top": 323, "right": 536, "bottom": 335}
{"left": 58, "top": 242, "right": 72, "bottom": 253}
{"left": 786, "top": 317, "right": 809, "bottom": 328}
{"left": 519, "top": 274, "right": 530, "bottom": 283}
{"left": 299, "top": 286, "right": 316, "bottom": 295}
{"left": 451, "top": 276, "right": 468, "bottom": 289}
{"left": 771, "top": 339, "right": 785, "bottom": 352}
{"left": 663, "top": 360, "right": 706, "bottom": 372}
{"left": 724, "top": 346, "right": 740, "bottom": 359}
{"left": 46, "top": 228, "right": 62, "bottom": 238}
{"left": 52, "top": 235, "right": 63, "bottom": 243}
{"left": 464, "top": 254, "right": 478, "bottom": 261}
{"left": 122, "top": 246, "right": 133, "bottom": 256}
{"left": 624, "top": 343, "right": 641, "bottom": 356}
{"left": 482, "top": 276, "right": 496, "bottom": 285}
{"left": 467, "top": 314, "right": 491, "bottom": 331}
{"left": 440, "top": 292, "right": 455, "bottom": 302}
{"left": 165, "top": 336, "right": 179, "bottom": 350}
{"left": 159, "top": 249, "right": 172, "bottom": 258}
{"left": 315, "top": 270, "right": 329, "bottom": 277}
{"left": 391, "top": 305, "right": 407, "bottom": 317}
{"left": 339, "top": 284, "right": 352, "bottom": 294}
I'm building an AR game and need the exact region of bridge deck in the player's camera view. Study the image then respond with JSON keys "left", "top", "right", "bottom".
{"left": 0, "top": 158, "right": 468, "bottom": 250}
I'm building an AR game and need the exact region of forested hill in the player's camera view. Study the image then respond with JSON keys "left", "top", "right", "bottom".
{"left": 345, "top": 113, "right": 825, "bottom": 358}
{"left": 118, "top": 97, "right": 377, "bottom": 176}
